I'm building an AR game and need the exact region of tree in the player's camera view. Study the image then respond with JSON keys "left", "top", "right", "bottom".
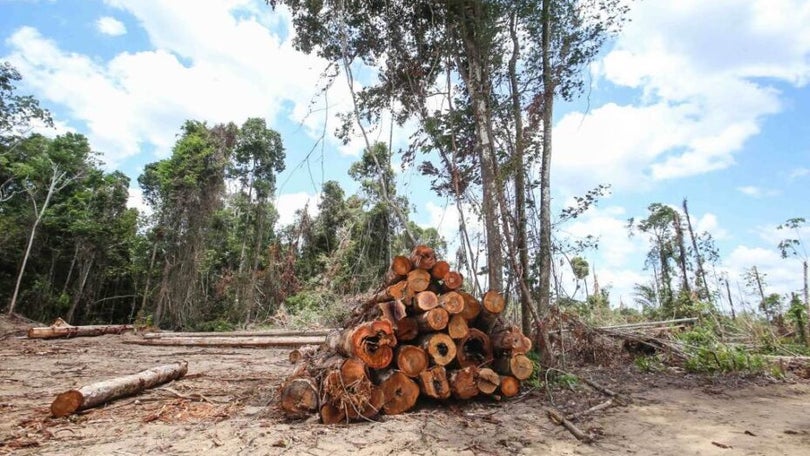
{"left": 0, "top": 61, "right": 53, "bottom": 152}
{"left": 777, "top": 217, "right": 808, "bottom": 338}
{"left": 6, "top": 133, "right": 90, "bottom": 315}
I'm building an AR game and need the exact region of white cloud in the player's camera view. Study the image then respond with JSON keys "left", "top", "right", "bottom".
{"left": 736, "top": 185, "right": 779, "bottom": 198}
{"left": 2, "top": 2, "right": 353, "bottom": 169}
{"left": 96, "top": 16, "right": 126, "bottom": 36}
{"left": 126, "top": 187, "right": 150, "bottom": 216}
{"left": 554, "top": 0, "right": 810, "bottom": 191}
{"left": 695, "top": 213, "right": 729, "bottom": 240}
{"left": 723, "top": 246, "right": 805, "bottom": 305}
{"left": 275, "top": 192, "right": 320, "bottom": 228}
{"left": 789, "top": 167, "right": 810, "bottom": 180}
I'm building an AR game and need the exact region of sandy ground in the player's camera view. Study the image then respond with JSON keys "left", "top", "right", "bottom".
{"left": 1, "top": 318, "right": 808, "bottom": 455}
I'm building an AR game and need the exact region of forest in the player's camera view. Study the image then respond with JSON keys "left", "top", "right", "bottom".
{"left": 1, "top": 0, "right": 808, "bottom": 358}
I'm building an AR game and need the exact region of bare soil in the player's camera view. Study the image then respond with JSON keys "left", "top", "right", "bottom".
{"left": 1, "top": 316, "right": 808, "bottom": 455}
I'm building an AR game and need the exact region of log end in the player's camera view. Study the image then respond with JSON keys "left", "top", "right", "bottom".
{"left": 279, "top": 377, "right": 319, "bottom": 419}
{"left": 381, "top": 371, "right": 420, "bottom": 415}
{"left": 51, "top": 390, "right": 83, "bottom": 418}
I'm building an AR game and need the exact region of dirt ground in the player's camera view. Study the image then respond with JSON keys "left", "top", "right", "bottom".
{"left": 1, "top": 316, "right": 809, "bottom": 456}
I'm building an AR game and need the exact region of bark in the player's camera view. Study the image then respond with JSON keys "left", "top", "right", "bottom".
{"left": 51, "top": 361, "right": 188, "bottom": 417}
{"left": 378, "top": 370, "right": 420, "bottom": 415}
{"left": 385, "top": 255, "right": 413, "bottom": 284}
{"left": 415, "top": 307, "right": 450, "bottom": 332}
{"left": 319, "top": 403, "right": 345, "bottom": 425}
{"left": 372, "top": 280, "right": 408, "bottom": 303}
{"left": 672, "top": 211, "right": 691, "bottom": 296}
{"left": 420, "top": 332, "right": 457, "bottom": 366}
{"left": 279, "top": 377, "right": 319, "bottom": 419}
{"left": 289, "top": 345, "right": 320, "bottom": 364}
{"left": 458, "top": 292, "right": 481, "bottom": 321}
{"left": 394, "top": 345, "right": 429, "bottom": 377}
{"left": 394, "top": 317, "right": 418, "bottom": 342}
{"left": 537, "top": 0, "right": 554, "bottom": 315}
{"left": 476, "top": 367, "right": 500, "bottom": 395}
{"left": 491, "top": 325, "right": 533, "bottom": 355}
{"left": 494, "top": 354, "right": 534, "bottom": 381}
{"left": 378, "top": 300, "right": 407, "bottom": 325}
{"left": 456, "top": 328, "right": 494, "bottom": 369}
{"left": 449, "top": 366, "right": 479, "bottom": 400}
{"left": 128, "top": 336, "right": 325, "bottom": 348}
{"left": 439, "top": 291, "right": 464, "bottom": 314}
{"left": 725, "top": 277, "right": 736, "bottom": 320}
{"left": 28, "top": 319, "right": 133, "bottom": 339}
{"left": 417, "top": 366, "right": 451, "bottom": 400}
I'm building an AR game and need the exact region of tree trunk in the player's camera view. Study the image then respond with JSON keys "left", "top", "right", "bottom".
{"left": 394, "top": 317, "right": 418, "bottom": 342}
{"left": 724, "top": 277, "right": 736, "bottom": 320}
{"left": 326, "top": 320, "right": 396, "bottom": 369}
{"left": 414, "top": 291, "right": 439, "bottom": 311}
{"left": 51, "top": 361, "right": 188, "bottom": 417}
{"left": 66, "top": 254, "right": 93, "bottom": 324}
{"left": 477, "top": 367, "right": 500, "bottom": 394}
{"left": 442, "top": 271, "right": 464, "bottom": 291}
{"left": 142, "top": 329, "right": 334, "bottom": 338}
{"left": 458, "top": 292, "right": 481, "bottom": 321}
{"left": 804, "top": 260, "right": 809, "bottom": 340}
{"left": 409, "top": 245, "right": 437, "bottom": 270}
{"left": 683, "top": 199, "right": 710, "bottom": 300}
{"left": 672, "top": 211, "right": 691, "bottom": 296}
{"left": 493, "top": 354, "right": 534, "bottom": 380}
{"left": 394, "top": 345, "right": 429, "bottom": 378}
{"left": 430, "top": 260, "right": 450, "bottom": 281}
{"left": 538, "top": 0, "right": 554, "bottom": 316}
{"left": 407, "top": 269, "right": 431, "bottom": 293}
{"left": 417, "top": 366, "right": 451, "bottom": 400}
{"left": 415, "top": 307, "right": 449, "bottom": 332}
{"left": 499, "top": 375, "right": 520, "bottom": 398}
{"left": 447, "top": 314, "right": 470, "bottom": 339}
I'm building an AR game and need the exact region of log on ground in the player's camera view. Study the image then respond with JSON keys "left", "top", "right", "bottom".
{"left": 51, "top": 361, "right": 188, "bottom": 417}
{"left": 279, "top": 377, "right": 319, "bottom": 419}
{"left": 127, "top": 336, "right": 326, "bottom": 348}
{"left": 29, "top": 318, "right": 134, "bottom": 339}
{"left": 378, "top": 370, "right": 420, "bottom": 415}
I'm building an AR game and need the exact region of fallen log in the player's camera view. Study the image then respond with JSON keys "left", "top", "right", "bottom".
{"left": 416, "top": 307, "right": 449, "bottom": 332}
{"left": 414, "top": 291, "right": 439, "bottom": 311}
{"left": 28, "top": 318, "right": 134, "bottom": 339}
{"left": 499, "top": 375, "right": 520, "bottom": 398}
{"left": 378, "top": 300, "right": 407, "bottom": 325}
{"left": 51, "top": 361, "right": 188, "bottom": 417}
{"left": 430, "top": 260, "right": 450, "bottom": 280}
{"left": 449, "top": 366, "right": 479, "bottom": 400}
{"left": 384, "top": 255, "right": 413, "bottom": 285}
{"left": 289, "top": 344, "right": 320, "bottom": 364}
{"left": 458, "top": 292, "right": 481, "bottom": 321}
{"left": 407, "top": 269, "right": 431, "bottom": 293}
{"left": 126, "top": 336, "right": 325, "bottom": 348}
{"left": 447, "top": 314, "right": 470, "bottom": 339}
{"left": 442, "top": 271, "right": 463, "bottom": 291}
{"left": 410, "top": 245, "right": 437, "bottom": 270}
{"left": 439, "top": 291, "right": 464, "bottom": 314}
{"left": 143, "top": 329, "right": 334, "bottom": 339}
{"left": 547, "top": 408, "right": 592, "bottom": 443}
{"left": 394, "top": 317, "right": 418, "bottom": 341}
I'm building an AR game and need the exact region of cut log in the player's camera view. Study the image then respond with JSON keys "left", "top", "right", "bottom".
{"left": 326, "top": 320, "right": 396, "bottom": 369}
{"left": 346, "top": 386, "right": 384, "bottom": 420}
{"left": 385, "top": 255, "right": 413, "bottom": 285}
{"left": 491, "top": 325, "right": 533, "bottom": 355}
{"left": 482, "top": 290, "right": 505, "bottom": 314}
{"left": 499, "top": 375, "right": 520, "bottom": 398}
{"left": 414, "top": 291, "right": 439, "bottom": 311}
{"left": 394, "top": 345, "right": 429, "bottom": 377}
{"left": 455, "top": 328, "right": 493, "bottom": 368}
{"left": 449, "top": 366, "right": 479, "bottom": 400}
{"left": 430, "top": 260, "right": 450, "bottom": 280}
{"left": 378, "top": 300, "right": 407, "bottom": 325}
{"left": 418, "top": 366, "right": 451, "bottom": 399}
{"left": 447, "top": 314, "right": 470, "bottom": 340}
{"left": 127, "top": 336, "right": 325, "bottom": 348}
{"left": 416, "top": 307, "right": 449, "bottom": 332}
{"left": 279, "top": 377, "right": 319, "bottom": 419}
{"left": 51, "top": 361, "right": 188, "bottom": 417}
{"left": 442, "top": 271, "right": 463, "bottom": 291}
{"left": 410, "top": 245, "right": 437, "bottom": 270}
{"left": 458, "top": 292, "right": 481, "bottom": 321}
{"left": 394, "top": 317, "right": 418, "bottom": 342}
{"left": 340, "top": 358, "right": 368, "bottom": 387}
{"left": 494, "top": 354, "right": 534, "bottom": 381}
{"left": 372, "top": 281, "right": 408, "bottom": 304}
{"left": 289, "top": 345, "right": 320, "bottom": 364}
{"left": 439, "top": 291, "right": 464, "bottom": 314}
{"left": 29, "top": 318, "right": 134, "bottom": 339}
{"left": 142, "top": 329, "right": 334, "bottom": 339}
{"left": 477, "top": 367, "right": 500, "bottom": 394}
{"left": 420, "top": 332, "right": 457, "bottom": 366}
{"left": 319, "top": 403, "right": 346, "bottom": 424}
{"left": 321, "top": 367, "right": 376, "bottom": 421}
{"left": 378, "top": 370, "right": 420, "bottom": 415}
{"left": 407, "top": 269, "right": 431, "bottom": 293}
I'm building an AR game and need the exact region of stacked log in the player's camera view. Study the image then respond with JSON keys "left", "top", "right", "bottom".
{"left": 279, "top": 245, "right": 535, "bottom": 423}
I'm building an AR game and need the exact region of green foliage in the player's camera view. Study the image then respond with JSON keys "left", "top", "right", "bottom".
{"left": 786, "top": 293, "right": 808, "bottom": 345}
{"left": 284, "top": 289, "right": 349, "bottom": 329}
{"left": 634, "top": 355, "right": 664, "bottom": 373}
{"left": 192, "top": 319, "right": 236, "bottom": 332}
{"left": 683, "top": 345, "right": 766, "bottom": 374}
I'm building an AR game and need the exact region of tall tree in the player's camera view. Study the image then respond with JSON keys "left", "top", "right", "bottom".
{"left": 777, "top": 217, "right": 808, "bottom": 337}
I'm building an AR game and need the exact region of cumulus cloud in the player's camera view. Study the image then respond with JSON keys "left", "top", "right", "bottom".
{"left": 736, "top": 185, "right": 779, "bottom": 198}
{"left": 554, "top": 0, "right": 810, "bottom": 192}
{"left": 2, "top": 2, "right": 356, "bottom": 169}
{"left": 275, "top": 192, "right": 320, "bottom": 228}
{"left": 96, "top": 16, "right": 126, "bottom": 36}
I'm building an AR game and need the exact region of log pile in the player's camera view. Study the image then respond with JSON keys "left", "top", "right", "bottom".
{"left": 279, "top": 245, "right": 535, "bottom": 423}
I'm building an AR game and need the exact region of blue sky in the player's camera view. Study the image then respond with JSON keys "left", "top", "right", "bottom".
{"left": 2, "top": 0, "right": 809, "bottom": 311}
